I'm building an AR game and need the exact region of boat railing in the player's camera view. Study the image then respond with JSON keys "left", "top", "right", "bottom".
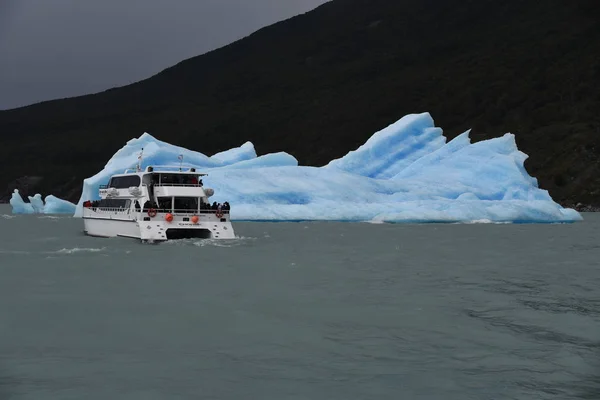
{"left": 84, "top": 206, "right": 228, "bottom": 214}
{"left": 124, "top": 165, "right": 208, "bottom": 174}
{"left": 138, "top": 208, "right": 230, "bottom": 215}
{"left": 86, "top": 207, "right": 131, "bottom": 214}
{"left": 178, "top": 209, "right": 230, "bottom": 215}
{"left": 153, "top": 183, "right": 204, "bottom": 188}
{"left": 98, "top": 182, "right": 203, "bottom": 190}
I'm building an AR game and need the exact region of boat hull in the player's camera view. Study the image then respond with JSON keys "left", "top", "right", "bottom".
{"left": 83, "top": 217, "right": 141, "bottom": 239}
{"left": 83, "top": 209, "right": 235, "bottom": 241}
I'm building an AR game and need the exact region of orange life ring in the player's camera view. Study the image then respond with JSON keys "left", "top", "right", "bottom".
{"left": 148, "top": 208, "right": 157, "bottom": 217}
{"left": 216, "top": 208, "right": 224, "bottom": 218}
{"left": 165, "top": 213, "right": 173, "bottom": 222}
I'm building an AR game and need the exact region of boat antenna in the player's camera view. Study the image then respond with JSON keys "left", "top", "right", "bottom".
{"left": 178, "top": 154, "right": 184, "bottom": 171}
{"left": 137, "top": 148, "right": 144, "bottom": 172}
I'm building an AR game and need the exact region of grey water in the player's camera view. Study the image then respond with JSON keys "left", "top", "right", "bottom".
{"left": 0, "top": 205, "right": 599, "bottom": 400}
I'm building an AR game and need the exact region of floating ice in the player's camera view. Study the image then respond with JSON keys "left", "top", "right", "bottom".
{"left": 29, "top": 194, "right": 45, "bottom": 213}
{"left": 44, "top": 195, "right": 78, "bottom": 214}
{"left": 10, "top": 112, "right": 581, "bottom": 223}
{"left": 10, "top": 190, "right": 35, "bottom": 214}
{"left": 10, "top": 189, "right": 77, "bottom": 215}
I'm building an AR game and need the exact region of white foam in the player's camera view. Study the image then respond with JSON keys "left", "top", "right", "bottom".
{"left": 54, "top": 247, "right": 106, "bottom": 254}
{"left": 161, "top": 236, "right": 256, "bottom": 248}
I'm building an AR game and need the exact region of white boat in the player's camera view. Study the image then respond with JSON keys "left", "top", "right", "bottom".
{"left": 82, "top": 165, "right": 235, "bottom": 242}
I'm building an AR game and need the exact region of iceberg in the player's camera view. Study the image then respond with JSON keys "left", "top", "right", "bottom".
{"left": 9, "top": 189, "right": 77, "bottom": 215}
{"left": 323, "top": 113, "right": 447, "bottom": 179}
{"left": 44, "top": 195, "right": 78, "bottom": 214}
{"left": 10, "top": 190, "right": 36, "bottom": 214}
{"left": 10, "top": 112, "right": 581, "bottom": 223}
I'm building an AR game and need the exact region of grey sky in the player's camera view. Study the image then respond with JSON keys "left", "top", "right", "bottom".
{"left": 0, "top": 0, "right": 328, "bottom": 110}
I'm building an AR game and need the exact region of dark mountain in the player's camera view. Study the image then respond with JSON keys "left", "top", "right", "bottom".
{"left": 1, "top": 0, "right": 599, "bottom": 206}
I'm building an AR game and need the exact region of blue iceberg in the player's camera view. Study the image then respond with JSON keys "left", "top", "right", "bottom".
{"left": 10, "top": 112, "right": 581, "bottom": 223}
{"left": 9, "top": 189, "right": 77, "bottom": 215}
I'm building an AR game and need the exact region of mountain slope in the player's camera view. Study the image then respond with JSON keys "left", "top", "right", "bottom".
{"left": 1, "top": 0, "right": 599, "bottom": 205}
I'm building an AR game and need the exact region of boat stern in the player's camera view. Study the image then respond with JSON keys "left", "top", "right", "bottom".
{"left": 139, "top": 212, "right": 235, "bottom": 241}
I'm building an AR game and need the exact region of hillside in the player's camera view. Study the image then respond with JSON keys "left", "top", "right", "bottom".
{"left": 1, "top": 0, "right": 599, "bottom": 206}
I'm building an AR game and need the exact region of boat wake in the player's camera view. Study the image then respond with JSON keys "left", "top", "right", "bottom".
{"left": 161, "top": 236, "right": 257, "bottom": 248}
{"left": 54, "top": 247, "right": 107, "bottom": 254}
{"left": 0, "top": 249, "right": 32, "bottom": 255}
{"left": 0, "top": 247, "right": 109, "bottom": 257}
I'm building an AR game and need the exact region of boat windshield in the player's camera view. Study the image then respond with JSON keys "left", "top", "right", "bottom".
{"left": 144, "top": 173, "right": 201, "bottom": 186}
{"left": 155, "top": 196, "right": 202, "bottom": 213}
{"left": 96, "top": 198, "right": 131, "bottom": 210}
{"left": 174, "top": 197, "right": 199, "bottom": 212}
{"left": 109, "top": 175, "right": 141, "bottom": 188}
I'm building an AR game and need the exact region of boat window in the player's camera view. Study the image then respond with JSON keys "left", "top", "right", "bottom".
{"left": 159, "top": 174, "right": 178, "bottom": 185}
{"left": 174, "top": 197, "right": 199, "bottom": 212}
{"left": 97, "top": 199, "right": 131, "bottom": 210}
{"left": 142, "top": 173, "right": 155, "bottom": 186}
{"left": 159, "top": 173, "right": 199, "bottom": 185}
{"left": 157, "top": 197, "right": 173, "bottom": 212}
{"left": 109, "top": 175, "right": 141, "bottom": 188}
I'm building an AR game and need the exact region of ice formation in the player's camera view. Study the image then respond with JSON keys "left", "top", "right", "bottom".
{"left": 9, "top": 190, "right": 76, "bottom": 214}
{"left": 10, "top": 112, "right": 581, "bottom": 223}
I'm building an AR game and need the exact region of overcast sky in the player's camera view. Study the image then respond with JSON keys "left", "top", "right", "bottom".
{"left": 0, "top": 0, "right": 329, "bottom": 110}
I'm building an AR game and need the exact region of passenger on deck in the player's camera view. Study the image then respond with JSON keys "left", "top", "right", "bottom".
{"left": 159, "top": 199, "right": 171, "bottom": 212}
{"left": 143, "top": 200, "right": 158, "bottom": 211}
{"left": 134, "top": 200, "right": 141, "bottom": 211}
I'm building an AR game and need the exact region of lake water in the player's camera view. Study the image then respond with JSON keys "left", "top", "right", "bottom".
{"left": 0, "top": 205, "right": 599, "bottom": 399}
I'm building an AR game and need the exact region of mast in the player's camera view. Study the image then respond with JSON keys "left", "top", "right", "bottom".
{"left": 137, "top": 148, "right": 144, "bottom": 172}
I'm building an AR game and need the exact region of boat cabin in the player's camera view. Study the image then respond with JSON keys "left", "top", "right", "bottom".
{"left": 91, "top": 165, "right": 229, "bottom": 215}
{"left": 106, "top": 166, "right": 206, "bottom": 190}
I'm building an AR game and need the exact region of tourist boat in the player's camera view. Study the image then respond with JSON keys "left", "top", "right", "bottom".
{"left": 81, "top": 164, "right": 235, "bottom": 241}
